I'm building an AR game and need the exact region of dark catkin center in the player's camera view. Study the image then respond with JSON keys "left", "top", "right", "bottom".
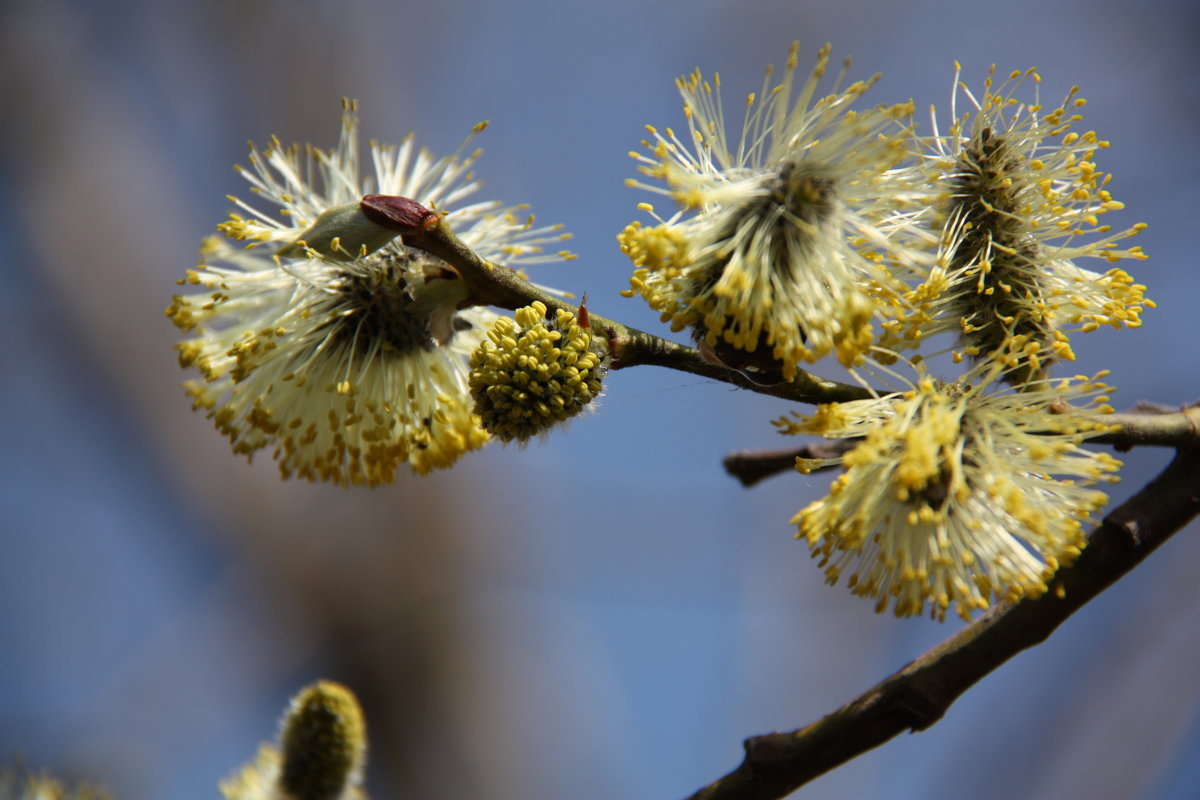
{"left": 331, "top": 251, "right": 436, "bottom": 356}
{"left": 700, "top": 163, "right": 839, "bottom": 285}
{"left": 755, "top": 163, "right": 838, "bottom": 271}
{"left": 912, "top": 463, "right": 955, "bottom": 512}
{"left": 947, "top": 127, "right": 1052, "bottom": 381}
{"left": 913, "top": 395, "right": 969, "bottom": 513}
{"left": 778, "top": 163, "right": 837, "bottom": 229}
{"left": 688, "top": 163, "right": 836, "bottom": 356}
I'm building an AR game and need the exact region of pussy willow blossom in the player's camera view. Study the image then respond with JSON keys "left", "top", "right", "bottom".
{"left": 167, "top": 101, "right": 573, "bottom": 485}
{"left": 469, "top": 301, "right": 605, "bottom": 442}
{"left": 222, "top": 681, "right": 368, "bottom": 800}
{"left": 0, "top": 766, "right": 109, "bottom": 800}
{"left": 775, "top": 353, "right": 1121, "bottom": 621}
{"left": 892, "top": 65, "right": 1150, "bottom": 381}
{"left": 620, "top": 42, "right": 934, "bottom": 381}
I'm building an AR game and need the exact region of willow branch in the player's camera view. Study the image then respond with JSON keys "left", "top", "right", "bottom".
{"left": 392, "top": 207, "right": 872, "bottom": 405}
{"left": 1086, "top": 402, "right": 1200, "bottom": 450}
{"left": 684, "top": 446, "right": 1200, "bottom": 800}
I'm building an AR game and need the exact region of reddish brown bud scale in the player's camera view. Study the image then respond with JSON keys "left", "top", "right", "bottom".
{"left": 360, "top": 194, "right": 440, "bottom": 232}
{"left": 578, "top": 293, "right": 590, "bottom": 329}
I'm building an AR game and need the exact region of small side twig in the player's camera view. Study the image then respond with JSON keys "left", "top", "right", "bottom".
{"left": 723, "top": 440, "right": 860, "bottom": 487}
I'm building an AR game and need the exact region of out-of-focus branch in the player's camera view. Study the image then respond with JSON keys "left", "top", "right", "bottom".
{"left": 723, "top": 440, "right": 860, "bottom": 487}
{"left": 378, "top": 198, "right": 873, "bottom": 405}
{"left": 683, "top": 446, "right": 1200, "bottom": 800}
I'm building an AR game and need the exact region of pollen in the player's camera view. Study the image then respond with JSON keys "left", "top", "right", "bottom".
{"left": 170, "top": 102, "right": 574, "bottom": 485}
{"left": 621, "top": 42, "right": 936, "bottom": 380}
{"left": 907, "top": 63, "right": 1151, "bottom": 383}
{"left": 787, "top": 355, "right": 1120, "bottom": 621}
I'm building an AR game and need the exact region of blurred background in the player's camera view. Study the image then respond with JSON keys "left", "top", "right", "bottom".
{"left": 1, "top": 0, "right": 1198, "bottom": 798}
